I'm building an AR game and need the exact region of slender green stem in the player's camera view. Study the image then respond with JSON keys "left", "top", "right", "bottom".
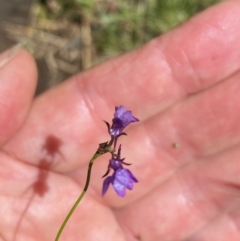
{"left": 55, "top": 151, "right": 102, "bottom": 241}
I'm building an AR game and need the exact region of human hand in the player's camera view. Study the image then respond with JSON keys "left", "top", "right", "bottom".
{"left": 1, "top": 1, "right": 240, "bottom": 240}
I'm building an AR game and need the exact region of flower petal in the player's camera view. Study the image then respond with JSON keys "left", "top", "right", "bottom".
{"left": 112, "top": 180, "right": 126, "bottom": 197}
{"left": 125, "top": 169, "right": 138, "bottom": 183}
{"left": 114, "top": 106, "right": 139, "bottom": 128}
{"left": 115, "top": 169, "right": 134, "bottom": 190}
{"left": 102, "top": 176, "right": 113, "bottom": 196}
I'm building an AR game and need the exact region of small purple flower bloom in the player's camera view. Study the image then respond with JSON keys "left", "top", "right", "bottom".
{"left": 102, "top": 145, "right": 138, "bottom": 197}
{"left": 110, "top": 106, "right": 139, "bottom": 137}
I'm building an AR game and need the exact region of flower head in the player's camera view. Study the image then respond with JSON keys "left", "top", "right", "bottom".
{"left": 110, "top": 106, "right": 139, "bottom": 137}
{"left": 102, "top": 145, "right": 138, "bottom": 197}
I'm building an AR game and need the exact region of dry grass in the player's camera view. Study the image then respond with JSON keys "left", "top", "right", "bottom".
{"left": 0, "top": 0, "right": 221, "bottom": 93}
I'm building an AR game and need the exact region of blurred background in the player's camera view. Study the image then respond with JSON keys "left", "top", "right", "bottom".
{"left": 0, "top": 0, "right": 221, "bottom": 95}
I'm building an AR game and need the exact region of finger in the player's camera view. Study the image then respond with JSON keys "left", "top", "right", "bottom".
{"left": 188, "top": 212, "right": 240, "bottom": 241}
{"left": 115, "top": 165, "right": 217, "bottom": 241}
{"left": 0, "top": 152, "right": 125, "bottom": 241}
{"left": 115, "top": 144, "right": 240, "bottom": 240}
{"left": 0, "top": 47, "right": 37, "bottom": 145}
{"left": 3, "top": 0, "right": 240, "bottom": 171}
{"left": 98, "top": 67, "right": 240, "bottom": 204}
{"left": 74, "top": 0, "right": 240, "bottom": 119}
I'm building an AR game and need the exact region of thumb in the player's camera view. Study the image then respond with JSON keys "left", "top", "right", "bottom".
{"left": 0, "top": 46, "right": 37, "bottom": 145}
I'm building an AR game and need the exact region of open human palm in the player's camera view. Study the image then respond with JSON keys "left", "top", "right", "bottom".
{"left": 1, "top": 1, "right": 240, "bottom": 240}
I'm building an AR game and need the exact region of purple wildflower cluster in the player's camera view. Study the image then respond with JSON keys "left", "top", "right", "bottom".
{"left": 102, "top": 106, "right": 139, "bottom": 197}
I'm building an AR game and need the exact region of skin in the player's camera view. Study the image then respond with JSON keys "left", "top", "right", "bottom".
{"left": 1, "top": 1, "right": 240, "bottom": 240}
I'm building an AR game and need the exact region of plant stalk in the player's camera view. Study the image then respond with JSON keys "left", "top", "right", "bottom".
{"left": 55, "top": 142, "right": 112, "bottom": 241}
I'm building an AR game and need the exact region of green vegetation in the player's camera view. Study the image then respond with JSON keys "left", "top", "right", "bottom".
{"left": 39, "top": 0, "right": 221, "bottom": 63}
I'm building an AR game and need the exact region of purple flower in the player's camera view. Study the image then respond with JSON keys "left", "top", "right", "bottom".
{"left": 102, "top": 145, "right": 138, "bottom": 197}
{"left": 109, "top": 106, "right": 139, "bottom": 137}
